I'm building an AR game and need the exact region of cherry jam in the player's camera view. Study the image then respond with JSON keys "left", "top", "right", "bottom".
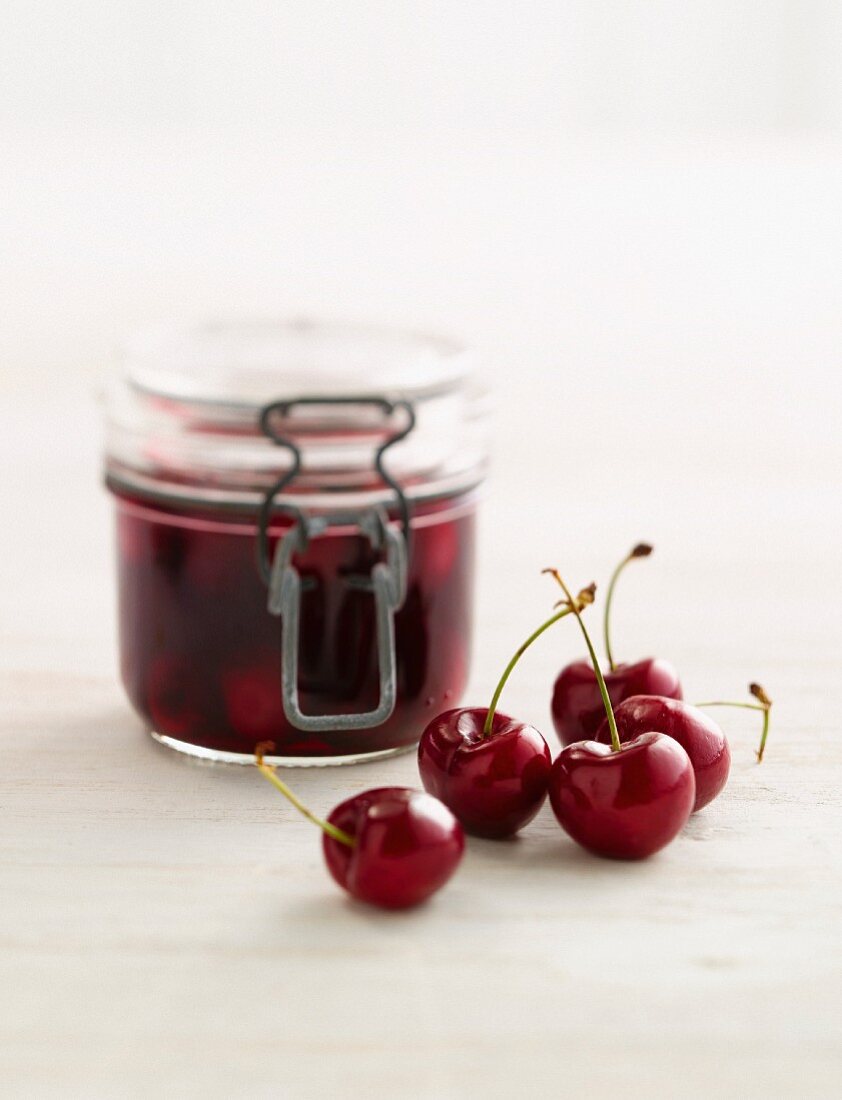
{"left": 115, "top": 492, "right": 476, "bottom": 761}
{"left": 105, "top": 320, "right": 488, "bottom": 764}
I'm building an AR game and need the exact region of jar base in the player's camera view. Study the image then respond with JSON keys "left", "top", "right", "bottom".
{"left": 149, "top": 729, "right": 418, "bottom": 768}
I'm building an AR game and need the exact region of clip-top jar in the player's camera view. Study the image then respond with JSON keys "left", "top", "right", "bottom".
{"left": 104, "top": 319, "right": 489, "bottom": 765}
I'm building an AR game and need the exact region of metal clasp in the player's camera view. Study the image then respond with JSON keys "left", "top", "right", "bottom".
{"left": 256, "top": 397, "right": 414, "bottom": 732}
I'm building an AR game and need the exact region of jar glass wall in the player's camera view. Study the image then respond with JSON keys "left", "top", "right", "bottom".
{"left": 104, "top": 320, "right": 489, "bottom": 765}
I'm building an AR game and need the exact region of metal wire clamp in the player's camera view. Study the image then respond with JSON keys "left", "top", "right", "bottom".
{"left": 256, "top": 396, "right": 414, "bottom": 732}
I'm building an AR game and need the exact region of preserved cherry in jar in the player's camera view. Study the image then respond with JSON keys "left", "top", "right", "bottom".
{"left": 104, "top": 320, "right": 489, "bottom": 765}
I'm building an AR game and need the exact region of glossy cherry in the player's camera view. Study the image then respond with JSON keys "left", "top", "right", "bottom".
{"left": 419, "top": 708, "right": 551, "bottom": 838}
{"left": 549, "top": 734, "right": 696, "bottom": 859}
{"left": 323, "top": 787, "right": 464, "bottom": 909}
{"left": 254, "top": 744, "right": 464, "bottom": 909}
{"left": 594, "top": 695, "right": 729, "bottom": 812}
{"left": 418, "top": 591, "right": 594, "bottom": 838}
{"left": 552, "top": 656, "right": 682, "bottom": 745}
{"left": 544, "top": 570, "right": 695, "bottom": 860}
{"left": 550, "top": 544, "right": 682, "bottom": 746}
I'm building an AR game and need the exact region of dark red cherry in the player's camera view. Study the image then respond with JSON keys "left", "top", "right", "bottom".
{"left": 323, "top": 787, "right": 465, "bottom": 909}
{"left": 594, "top": 695, "right": 729, "bottom": 812}
{"left": 417, "top": 593, "right": 594, "bottom": 838}
{"left": 548, "top": 733, "right": 696, "bottom": 860}
{"left": 147, "top": 654, "right": 207, "bottom": 738}
{"left": 551, "top": 657, "right": 682, "bottom": 745}
{"left": 549, "top": 544, "right": 682, "bottom": 744}
{"left": 254, "top": 749, "right": 464, "bottom": 909}
{"left": 222, "top": 658, "right": 286, "bottom": 742}
{"left": 418, "top": 707, "right": 552, "bottom": 838}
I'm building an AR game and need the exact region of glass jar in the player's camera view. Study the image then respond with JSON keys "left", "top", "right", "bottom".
{"left": 103, "top": 319, "right": 489, "bottom": 765}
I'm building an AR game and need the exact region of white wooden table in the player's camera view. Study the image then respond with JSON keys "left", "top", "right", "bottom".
{"left": 3, "top": 140, "right": 842, "bottom": 1097}
{"left": 2, "top": 351, "right": 840, "bottom": 1099}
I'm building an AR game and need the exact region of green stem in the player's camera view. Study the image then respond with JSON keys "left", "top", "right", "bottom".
{"left": 482, "top": 604, "right": 578, "bottom": 737}
{"left": 693, "top": 701, "right": 767, "bottom": 712}
{"left": 757, "top": 708, "right": 771, "bottom": 763}
{"left": 694, "top": 686, "right": 772, "bottom": 763}
{"left": 547, "top": 570, "right": 621, "bottom": 752}
{"left": 256, "top": 761, "right": 356, "bottom": 847}
{"left": 603, "top": 543, "right": 652, "bottom": 671}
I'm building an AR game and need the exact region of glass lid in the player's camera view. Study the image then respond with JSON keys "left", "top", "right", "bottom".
{"left": 122, "top": 318, "right": 472, "bottom": 409}
{"left": 104, "top": 318, "right": 490, "bottom": 510}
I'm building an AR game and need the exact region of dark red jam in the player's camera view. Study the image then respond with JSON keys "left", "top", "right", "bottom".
{"left": 115, "top": 491, "right": 476, "bottom": 760}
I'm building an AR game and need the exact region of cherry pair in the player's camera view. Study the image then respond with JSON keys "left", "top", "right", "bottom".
{"left": 551, "top": 545, "right": 771, "bottom": 800}
{"left": 550, "top": 544, "right": 731, "bottom": 813}
{"left": 550, "top": 544, "right": 683, "bottom": 743}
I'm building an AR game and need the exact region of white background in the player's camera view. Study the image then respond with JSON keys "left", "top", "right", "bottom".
{"left": 3, "top": 1, "right": 842, "bottom": 380}
{"left": 3, "top": 1, "right": 841, "bottom": 678}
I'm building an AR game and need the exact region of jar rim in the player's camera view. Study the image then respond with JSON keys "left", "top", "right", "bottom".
{"left": 103, "top": 317, "right": 490, "bottom": 508}
{"left": 120, "top": 317, "right": 474, "bottom": 410}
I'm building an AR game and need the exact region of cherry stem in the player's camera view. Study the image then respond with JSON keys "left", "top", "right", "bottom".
{"left": 604, "top": 542, "right": 652, "bottom": 671}
{"left": 694, "top": 684, "right": 773, "bottom": 763}
{"left": 757, "top": 707, "right": 771, "bottom": 763}
{"left": 254, "top": 742, "right": 356, "bottom": 847}
{"left": 543, "top": 569, "right": 621, "bottom": 752}
{"left": 482, "top": 595, "right": 593, "bottom": 738}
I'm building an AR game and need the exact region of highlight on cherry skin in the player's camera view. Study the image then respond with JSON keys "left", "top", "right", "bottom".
{"left": 594, "top": 696, "right": 731, "bottom": 812}
{"left": 543, "top": 570, "right": 696, "bottom": 860}
{"left": 591, "top": 683, "right": 774, "bottom": 813}
{"left": 254, "top": 743, "right": 464, "bottom": 910}
{"left": 551, "top": 544, "right": 683, "bottom": 746}
{"left": 418, "top": 586, "right": 596, "bottom": 838}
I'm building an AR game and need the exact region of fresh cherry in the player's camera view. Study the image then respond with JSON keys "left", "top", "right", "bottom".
{"left": 323, "top": 787, "right": 464, "bottom": 909}
{"left": 222, "top": 656, "right": 286, "bottom": 742}
{"left": 544, "top": 570, "right": 695, "bottom": 860}
{"left": 551, "top": 544, "right": 682, "bottom": 745}
{"left": 254, "top": 744, "right": 464, "bottom": 909}
{"left": 549, "top": 734, "right": 696, "bottom": 860}
{"left": 418, "top": 708, "right": 550, "bottom": 838}
{"left": 418, "top": 589, "right": 595, "bottom": 837}
{"left": 147, "top": 653, "right": 208, "bottom": 738}
{"left": 552, "top": 657, "right": 682, "bottom": 745}
{"left": 594, "top": 684, "right": 773, "bottom": 814}
{"left": 594, "top": 695, "right": 730, "bottom": 812}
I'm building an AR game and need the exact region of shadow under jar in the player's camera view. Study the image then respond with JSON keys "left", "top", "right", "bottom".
{"left": 104, "top": 319, "right": 489, "bottom": 765}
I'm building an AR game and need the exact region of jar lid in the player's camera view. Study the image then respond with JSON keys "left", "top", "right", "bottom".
{"left": 104, "top": 318, "right": 490, "bottom": 511}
